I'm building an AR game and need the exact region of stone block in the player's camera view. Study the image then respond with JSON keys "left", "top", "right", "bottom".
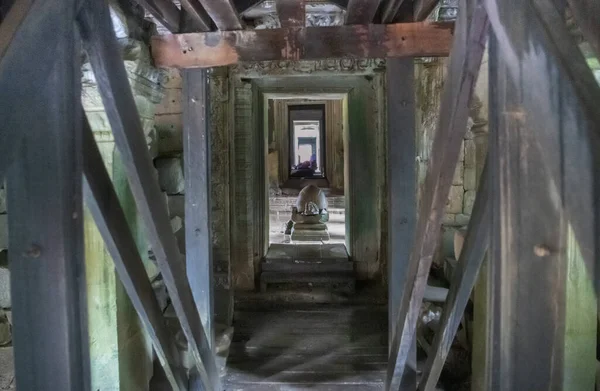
{"left": 0, "top": 188, "right": 5, "bottom": 214}
{"left": 456, "top": 214, "right": 471, "bottom": 226}
{"left": 464, "top": 190, "right": 476, "bottom": 215}
{"left": 167, "top": 195, "right": 185, "bottom": 218}
{"left": 443, "top": 214, "right": 456, "bottom": 226}
{"left": 156, "top": 114, "right": 183, "bottom": 154}
{"left": 458, "top": 140, "right": 465, "bottom": 162}
{"left": 445, "top": 186, "right": 464, "bottom": 214}
{"left": 464, "top": 139, "right": 476, "bottom": 168}
{"left": 464, "top": 167, "right": 477, "bottom": 191}
{"left": 452, "top": 163, "right": 464, "bottom": 186}
{"left": 0, "top": 269, "right": 9, "bottom": 308}
{"left": 0, "top": 215, "right": 6, "bottom": 250}
{"left": 155, "top": 88, "right": 183, "bottom": 115}
{"left": 155, "top": 157, "right": 184, "bottom": 195}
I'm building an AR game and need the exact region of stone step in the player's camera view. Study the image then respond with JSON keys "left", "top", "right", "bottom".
{"left": 260, "top": 271, "right": 355, "bottom": 294}
{"left": 261, "top": 260, "right": 353, "bottom": 273}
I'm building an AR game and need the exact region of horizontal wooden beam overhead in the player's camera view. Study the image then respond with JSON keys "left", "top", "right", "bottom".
{"left": 414, "top": 0, "right": 438, "bottom": 21}
{"left": 345, "top": 0, "right": 381, "bottom": 24}
{"left": 151, "top": 22, "right": 454, "bottom": 68}
{"left": 197, "top": 0, "right": 243, "bottom": 30}
{"left": 134, "top": 0, "right": 180, "bottom": 32}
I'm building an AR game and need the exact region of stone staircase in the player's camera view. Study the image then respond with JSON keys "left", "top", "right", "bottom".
{"left": 260, "top": 243, "right": 355, "bottom": 295}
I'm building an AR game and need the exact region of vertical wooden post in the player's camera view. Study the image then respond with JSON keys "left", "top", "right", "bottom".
{"left": 6, "top": 6, "right": 91, "bottom": 389}
{"left": 184, "top": 68, "right": 214, "bottom": 350}
{"left": 486, "top": 31, "right": 568, "bottom": 390}
{"left": 387, "top": 58, "right": 416, "bottom": 390}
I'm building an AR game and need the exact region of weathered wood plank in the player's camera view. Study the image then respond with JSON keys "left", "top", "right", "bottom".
{"left": 276, "top": 0, "right": 305, "bottom": 27}
{"left": 0, "top": 0, "right": 71, "bottom": 176}
{"left": 381, "top": 0, "right": 407, "bottom": 23}
{"left": 6, "top": 4, "right": 91, "bottom": 387}
{"left": 345, "top": 0, "right": 381, "bottom": 24}
{"left": 180, "top": 0, "right": 212, "bottom": 32}
{"left": 183, "top": 68, "right": 214, "bottom": 350}
{"left": 82, "top": 119, "right": 186, "bottom": 391}
{"left": 134, "top": 0, "right": 180, "bottom": 32}
{"left": 485, "top": 28, "right": 568, "bottom": 389}
{"left": 566, "top": 0, "right": 600, "bottom": 57}
{"left": 197, "top": 0, "right": 243, "bottom": 30}
{"left": 386, "top": 2, "right": 488, "bottom": 389}
{"left": 151, "top": 22, "right": 454, "bottom": 68}
{"left": 77, "top": 1, "right": 219, "bottom": 390}
{"left": 418, "top": 160, "right": 489, "bottom": 391}
{"left": 482, "top": 0, "right": 600, "bottom": 292}
{"left": 414, "top": 0, "right": 438, "bottom": 21}
{"left": 386, "top": 57, "right": 417, "bottom": 391}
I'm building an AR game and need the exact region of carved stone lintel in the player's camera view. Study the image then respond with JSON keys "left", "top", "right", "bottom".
{"left": 232, "top": 58, "right": 386, "bottom": 77}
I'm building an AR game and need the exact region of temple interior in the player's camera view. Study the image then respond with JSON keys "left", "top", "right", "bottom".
{"left": 1, "top": 0, "right": 600, "bottom": 390}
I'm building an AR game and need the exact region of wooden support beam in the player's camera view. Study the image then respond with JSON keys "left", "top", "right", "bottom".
{"left": 345, "top": 0, "right": 381, "bottom": 25}
{"left": 276, "top": 0, "right": 305, "bottom": 27}
{"left": 481, "top": 0, "right": 600, "bottom": 293}
{"left": 414, "top": 0, "right": 438, "bottom": 21}
{"left": 386, "top": 2, "right": 488, "bottom": 389}
{"left": 381, "top": 0, "right": 407, "bottom": 23}
{"left": 180, "top": 0, "right": 213, "bottom": 32}
{"left": 418, "top": 160, "right": 490, "bottom": 391}
{"left": 82, "top": 119, "right": 187, "bottom": 391}
{"left": 6, "top": 2, "right": 91, "bottom": 387}
{"left": 566, "top": 0, "right": 600, "bottom": 57}
{"left": 77, "top": 2, "right": 220, "bottom": 390}
{"left": 197, "top": 0, "right": 243, "bottom": 30}
{"left": 485, "top": 31, "right": 571, "bottom": 389}
{"left": 183, "top": 69, "right": 215, "bottom": 350}
{"left": 151, "top": 22, "right": 454, "bottom": 68}
{"left": 0, "top": 0, "right": 73, "bottom": 176}
{"left": 134, "top": 0, "right": 180, "bottom": 32}
{"left": 386, "top": 58, "right": 417, "bottom": 391}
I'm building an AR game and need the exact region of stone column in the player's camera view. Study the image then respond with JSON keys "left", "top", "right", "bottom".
{"left": 81, "top": 2, "right": 165, "bottom": 389}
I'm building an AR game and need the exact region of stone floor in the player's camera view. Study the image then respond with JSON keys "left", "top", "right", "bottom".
{"left": 224, "top": 304, "right": 388, "bottom": 390}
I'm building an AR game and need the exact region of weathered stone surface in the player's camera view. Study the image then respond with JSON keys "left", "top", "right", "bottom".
{"left": 464, "top": 167, "right": 477, "bottom": 191}
{"left": 0, "top": 310, "right": 10, "bottom": 346}
{"left": 167, "top": 195, "right": 184, "bottom": 218}
{"left": 0, "top": 215, "right": 7, "bottom": 250}
{"left": 463, "top": 190, "right": 476, "bottom": 215}
{"left": 464, "top": 139, "right": 476, "bottom": 168}
{"left": 446, "top": 186, "right": 464, "bottom": 214}
{"left": 0, "top": 269, "right": 9, "bottom": 308}
{"left": 456, "top": 214, "right": 471, "bottom": 226}
{"left": 0, "top": 347, "right": 14, "bottom": 389}
{"left": 452, "top": 163, "right": 464, "bottom": 186}
{"left": 156, "top": 114, "right": 183, "bottom": 154}
{"left": 155, "top": 157, "right": 184, "bottom": 194}
{"left": 170, "top": 216, "right": 183, "bottom": 233}
{"left": 443, "top": 213, "right": 456, "bottom": 226}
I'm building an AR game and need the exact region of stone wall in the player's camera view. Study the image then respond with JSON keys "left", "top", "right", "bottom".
{"left": 154, "top": 67, "right": 234, "bottom": 322}
{"left": 414, "top": 58, "right": 488, "bottom": 264}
